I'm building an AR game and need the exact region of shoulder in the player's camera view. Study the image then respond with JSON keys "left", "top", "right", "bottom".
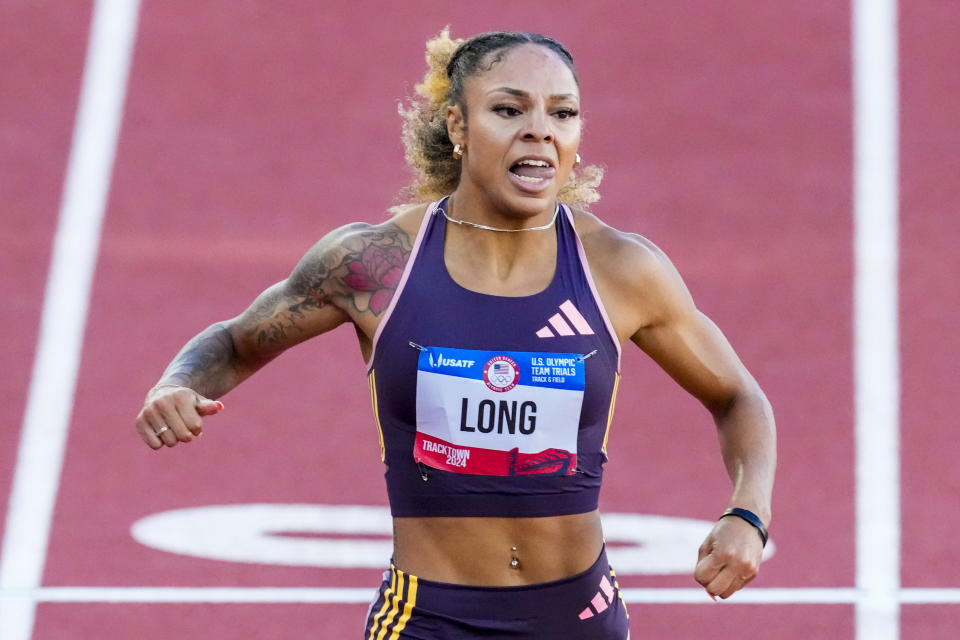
{"left": 571, "top": 208, "right": 676, "bottom": 290}
{"left": 294, "top": 203, "right": 429, "bottom": 277}
{"left": 322, "top": 203, "right": 427, "bottom": 251}
{"left": 569, "top": 207, "right": 695, "bottom": 336}
{"left": 285, "top": 203, "right": 432, "bottom": 319}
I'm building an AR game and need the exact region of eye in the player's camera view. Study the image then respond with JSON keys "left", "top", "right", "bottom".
{"left": 493, "top": 105, "right": 522, "bottom": 117}
{"left": 554, "top": 109, "right": 580, "bottom": 120}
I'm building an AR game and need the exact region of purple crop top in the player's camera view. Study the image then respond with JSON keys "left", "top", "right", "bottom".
{"left": 366, "top": 198, "right": 622, "bottom": 517}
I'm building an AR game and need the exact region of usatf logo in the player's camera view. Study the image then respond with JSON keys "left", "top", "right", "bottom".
{"left": 428, "top": 352, "right": 476, "bottom": 368}
{"left": 482, "top": 356, "right": 520, "bottom": 392}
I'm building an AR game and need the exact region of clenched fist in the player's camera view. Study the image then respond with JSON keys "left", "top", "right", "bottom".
{"left": 135, "top": 385, "right": 223, "bottom": 450}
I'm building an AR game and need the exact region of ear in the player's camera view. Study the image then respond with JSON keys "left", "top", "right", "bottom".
{"left": 446, "top": 104, "right": 466, "bottom": 147}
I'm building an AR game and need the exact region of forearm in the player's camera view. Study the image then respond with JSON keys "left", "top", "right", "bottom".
{"left": 713, "top": 386, "right": 777, "bottom": 524}
{"left": 154, "top": 322, "right": 263, "bottom": 399}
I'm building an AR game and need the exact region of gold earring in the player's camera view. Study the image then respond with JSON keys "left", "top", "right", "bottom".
{"left": 453, "top": 144, "right": 463, "bottom": 159}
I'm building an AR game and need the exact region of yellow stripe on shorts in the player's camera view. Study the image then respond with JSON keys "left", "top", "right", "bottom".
{"left": 368, "top": 568, "right": 396, "bottom": 640}
{"left": 388, "top": 574, "right": 418, "bottom": 640}
{"left": 376, "top": 569, "right": 405, "bottom": 640}
{"left": 610, "top": 568, "right": 629, "bottom": 619}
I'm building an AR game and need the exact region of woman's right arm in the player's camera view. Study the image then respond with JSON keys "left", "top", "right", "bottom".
{"left": 134, "top": 219, "right": 411, "bottom": 449}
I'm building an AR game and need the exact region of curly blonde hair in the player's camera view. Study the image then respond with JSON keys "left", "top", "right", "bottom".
{"left": 398, "top": 28, "right": 603, "bottom": 207}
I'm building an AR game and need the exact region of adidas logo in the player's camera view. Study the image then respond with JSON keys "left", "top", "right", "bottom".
{"left": 536, "top": 300, "right": 595, "bottom": 338}
{"left": 578, "top": 574, "right": 616, "bottom": 620}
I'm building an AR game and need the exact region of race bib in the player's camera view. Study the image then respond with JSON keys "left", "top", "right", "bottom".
{"left": 414, "top": 346, "right": 585, "bottom": 476}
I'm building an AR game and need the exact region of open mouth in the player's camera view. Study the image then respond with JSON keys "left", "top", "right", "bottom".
{"left": 509, "top": 158, "right": 557, "bottom": 184}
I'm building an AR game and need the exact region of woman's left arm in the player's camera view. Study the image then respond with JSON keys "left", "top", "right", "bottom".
{"left": 593, "top": 228, "right": 776, "bottom": 600}
{"left": 641, "top": 307, "right": 776, "bottom": 601}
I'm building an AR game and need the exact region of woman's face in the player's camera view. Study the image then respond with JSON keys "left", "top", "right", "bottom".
{"left": 447, "top": 44, "right": 582, "bottom": 218}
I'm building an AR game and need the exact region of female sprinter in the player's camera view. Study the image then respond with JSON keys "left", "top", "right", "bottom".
{"left": 135, "top": 30, "right": 776, "bottom": 639}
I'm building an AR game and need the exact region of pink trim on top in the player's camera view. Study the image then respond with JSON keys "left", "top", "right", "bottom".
{"left": 365, "top": 201, "right": 438, "bottom": 372}
{"left": 562, "top": 204, "right": 622, "bottom": 370}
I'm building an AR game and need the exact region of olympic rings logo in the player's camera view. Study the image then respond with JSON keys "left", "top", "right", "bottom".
{"left": 483, "top": 356, "right": 519, "bottom": 393}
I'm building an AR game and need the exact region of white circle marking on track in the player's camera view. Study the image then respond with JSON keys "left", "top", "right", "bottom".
{"left": 131, "top": 504, "right": 775, "bottom": 574}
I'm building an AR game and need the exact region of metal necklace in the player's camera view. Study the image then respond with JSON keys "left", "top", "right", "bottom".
{"left": 442, "top": 204, "right": 559, "bottom": 233}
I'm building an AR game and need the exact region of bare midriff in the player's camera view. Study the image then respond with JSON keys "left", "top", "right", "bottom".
{"left": 391, "top": 509, "right": 604, "bottom": 586}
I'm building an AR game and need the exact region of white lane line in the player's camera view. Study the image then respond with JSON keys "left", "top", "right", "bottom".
{"left": 900, "top": 590, "right": 960, "bottom": 604}
{"left": 0, "top": 587, "right": 875, "bottom": 605}
{"left": 623, "top": 588, "right": 860, "bottom": 605}
{"left": 0, "top": 1, "right": 140, "bottom": 638}
{"left": 852, "top": 1, "right": 901, "bottom": 640}
{"left": 0, "top": 588, "right": 380, "bottom": 604}
{"left": 1, "top": 587, "right": 958, "bottom": 605}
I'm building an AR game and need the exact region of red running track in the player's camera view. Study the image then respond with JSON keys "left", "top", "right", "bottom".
{"left": 1, "top": 1, "right": 956, "bottom": 638}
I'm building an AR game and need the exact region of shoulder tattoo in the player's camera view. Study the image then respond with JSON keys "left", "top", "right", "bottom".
{"left": 336, "top": 224, "right": 412, "bottom": 316}
{"left": 252, "top": 223, "right": 412, "bottom": 348}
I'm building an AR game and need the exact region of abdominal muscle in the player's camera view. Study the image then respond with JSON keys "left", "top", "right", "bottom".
{"left": 391, "top": 510, "right": 604, "bottom": 586}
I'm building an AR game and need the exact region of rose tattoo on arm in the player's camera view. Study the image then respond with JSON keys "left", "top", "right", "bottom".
{"left": 343, "top": 243, "right": 406, "bottom": 314}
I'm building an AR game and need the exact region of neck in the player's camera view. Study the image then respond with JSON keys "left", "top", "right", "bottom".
{"left": 447, "top": 184, "right": 558, "bottom": 232}
{"left": 443, "top": 202, "right": 559, "bottom": 234}
{"left": 442, "top": 215, "right": 559, "bottom": 296}
{"left": 442, "top": 193, "right": 560, "bottom": 289}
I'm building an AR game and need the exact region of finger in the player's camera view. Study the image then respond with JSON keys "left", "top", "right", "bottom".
{"left": 155, "top": 420, "right": 178, "bottom": 447}
{"left": 182, "top": 396, "right": 224, "bottom": 436}
{"left": 157, "top": 403, "right": 194, "bottom": 443}
{"left": 721, "top": 552, "right": 760, "bottom": 585}
{"left": 706, "top": 568, "right": 736, "bottom": 600}
{"left": 719, "top": 573, "right": 756, "bottom": 600}
{"left": 196, "top": 398, "right": 224, "bottom": 417}
{"left": 135, "top": 414, "right": 163, "bottom": 450}
{"left": 175, "top": 402, "right": 206, "bottom": 438}
{"left": 711, "top": 554, "right": 760, "bottom": 600}
{"left": 694, "top": 550, "right": 724, "bottom": 587}
{"left": 142, "top": 408, "right": 177, "bottom": 448}
{"left": 697, "top": 538, "right": 713, "bottom": 564}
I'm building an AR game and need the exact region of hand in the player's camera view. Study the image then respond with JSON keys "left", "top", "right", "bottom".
{"left": 694, "top": 515, "right": 764, "bottom": 600}
{"left": 135, "top": 385, "right": 223, "bottom": 450}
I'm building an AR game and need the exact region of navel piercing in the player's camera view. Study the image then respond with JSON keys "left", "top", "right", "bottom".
{"left": 510, "top": 545, "right": 520, "bottom": 569}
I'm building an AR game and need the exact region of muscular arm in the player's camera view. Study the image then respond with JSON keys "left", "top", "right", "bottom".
{"left": 631, "top": 241, "right": 775, "bottom": 598}
{"left": 137, "top": 219, "right": 413, "bottom": 448}
{"left": 583, "top": 218, "right": 775, "bottom": 599}
{"left": 628, "top": 243, "right": 775, "bottom": 524}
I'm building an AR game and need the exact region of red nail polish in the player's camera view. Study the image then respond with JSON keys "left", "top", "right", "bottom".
{"left": 216, "top": 401, "right": 224, "bottom": 410}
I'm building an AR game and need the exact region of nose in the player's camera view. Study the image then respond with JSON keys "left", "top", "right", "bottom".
{"left": 522, "top": 108, "right": 553, "bottom": 142}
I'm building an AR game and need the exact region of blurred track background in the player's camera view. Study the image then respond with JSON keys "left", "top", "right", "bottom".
{"left": 1, "top": 1, "right": 957, "bottom": 638}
